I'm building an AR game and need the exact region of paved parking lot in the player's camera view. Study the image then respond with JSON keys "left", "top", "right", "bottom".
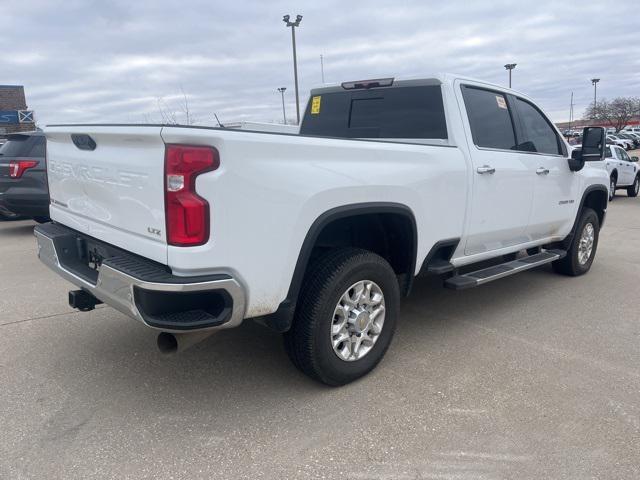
{"left": 1, "top": 194, "right": 639, "bottom": 480}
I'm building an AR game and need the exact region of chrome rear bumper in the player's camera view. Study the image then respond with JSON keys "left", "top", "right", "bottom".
{"left": 34, "top": 223, "right": 246, "bottom": 333}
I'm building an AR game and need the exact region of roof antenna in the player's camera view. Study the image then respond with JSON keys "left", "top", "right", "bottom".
{"left": 214, "top": 113, "right": 225, "bottom": 128}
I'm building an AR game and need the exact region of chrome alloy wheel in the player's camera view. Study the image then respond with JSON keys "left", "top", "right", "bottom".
{"left": 578, "top": 222, "right": 595, "bottom": 265}
{"left": 610, "top": 177, "right": 616, "bottom": 199}
{"left": 331, "top": 280, "right": 385, "bottom": 362}
{"left": 634, "top": 177, "right": 639, "bottom": 195}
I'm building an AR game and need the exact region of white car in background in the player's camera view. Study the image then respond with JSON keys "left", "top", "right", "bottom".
{"left": 607, "top": 135, "right": 633, "bottom": 150}
{"left": 605, "top": 145, "right": 640, "bottom": 200}
{"left": 617, "top": 132, "right": 640, "bottom": 148}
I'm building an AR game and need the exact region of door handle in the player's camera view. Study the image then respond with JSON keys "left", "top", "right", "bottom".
{"left": 477, "top": 165, "right": 495, "bottom": 174}
{"left": 536, "top": 167, "right": 550, "bottom": 175}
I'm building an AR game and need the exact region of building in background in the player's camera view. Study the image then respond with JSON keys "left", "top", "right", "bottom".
{"left": 555, "top": 117, "right": 640, "bottom": 132}
{"left": 0, "top": 85, "right": 36, "bottom": 141}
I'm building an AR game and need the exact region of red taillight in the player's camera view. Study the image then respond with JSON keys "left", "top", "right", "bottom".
{"left": 165, "top": 144, "right": 219, "bottom": 246}
{"left": 9, "top": 160, "right": 38, "bottom": 178}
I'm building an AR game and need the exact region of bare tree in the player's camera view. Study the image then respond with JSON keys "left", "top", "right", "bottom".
{"left": 156, "top": 97, "right": 178, "bottom": 124}
{"left": 178, "top": 87, "right": 196, "bottom": 125}
{"left": 141, "top": 89, "right": 198, "bottom": 125}
{"left": 585, "top": 96, "right": 640, "bottom": 132}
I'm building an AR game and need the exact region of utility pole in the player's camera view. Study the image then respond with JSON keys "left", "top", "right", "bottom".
{"left": 283, "top": 14, "right": 303, "bottom": 124}
{"left": 277, "top": 87, "right": 287, "bottom": 124}
{"left": 504, "top": 63, "right": 517, "bottom": 88}
{"left": 569, "top": 91, "right": 574, "bottom": 134}
{"left": 591, "top": 78, "right": 600, "bottom": 109}
{"left": 320, "top": 54, "right": 325, "bottom": 83}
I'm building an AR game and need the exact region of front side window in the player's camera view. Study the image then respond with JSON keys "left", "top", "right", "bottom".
{"left": 461, "top": 86, "right": 516, "bottom": 150}
{"left": 513, "top": 98, "right": 562, "bottom": 155}
{"left": 619, "top": 149, "right": 631, "bottom": 162}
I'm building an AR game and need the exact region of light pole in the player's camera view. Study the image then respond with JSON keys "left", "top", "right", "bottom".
{"left": 283, "top": 14, "right": 303, "bottom": 125}
{"left": 320, "top": 54, "right": 325, "bottom": 83}
{"left": 591, "top": 78, "right": 600, "bottom": 109}
{"left": 504, "top": 63, "right": 517, "bottom": 88}
{"left": 277, "top": 87, "right": 287, "bottom": 124}
{"left": 568, "top": 91, "right": 574, "bottom": 135}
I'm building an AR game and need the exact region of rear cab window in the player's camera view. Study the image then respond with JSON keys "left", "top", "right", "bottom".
{"left": 300, "top": 82, "right": 448, "bottom": 142}
{"left": 0, "top": 134, "right": 45, "bottom": 157}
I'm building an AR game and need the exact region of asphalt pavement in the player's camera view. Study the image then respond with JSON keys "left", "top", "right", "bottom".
{"left": 1, "top": 194, "right": 638, "bottom": 479}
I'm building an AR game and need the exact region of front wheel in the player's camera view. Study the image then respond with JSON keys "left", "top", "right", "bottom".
{"left": 284, "top": 248, "right": 400, "bottom": 386}
{"left": 552, "top": 207, "right": 600, "bottom": 276}
{"left": 627, "top": 176, "right": 639, "bottom": 198}
{"left": 609, "top": 175, "right": 616, "bottom": 201}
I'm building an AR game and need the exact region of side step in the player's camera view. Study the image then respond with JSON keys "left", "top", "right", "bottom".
{"left": 445, "top": 249, "right": 567, "bottom": 290}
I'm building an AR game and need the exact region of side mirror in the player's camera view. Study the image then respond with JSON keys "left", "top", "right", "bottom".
{"left": 568, "top": 148, "right": 585, "bottom": 172}
{"left": 581, "top": 126, "right": 605, "bottom": 160}
{"left": 569, "top": 127, "right": 605, "bottom": 172}
{"left": 632, "top": 156, "right": 639, "bottom": 163}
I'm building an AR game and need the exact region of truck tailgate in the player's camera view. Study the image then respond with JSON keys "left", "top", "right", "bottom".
{"left": 45, "top": 126, "right": 168, "bottom": 264}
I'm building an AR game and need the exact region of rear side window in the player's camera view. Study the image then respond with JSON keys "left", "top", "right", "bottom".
{"left": 300, "top": 85, "right": 447, "bottom": 139}
{"left": 605, "top": 147, "right": 612, "bottom": 158}
{"left": 461, "top": 86, "right": 517, "bottom": 150}
{"left": 513, "top": 98, "right": 562, "bottom": 155}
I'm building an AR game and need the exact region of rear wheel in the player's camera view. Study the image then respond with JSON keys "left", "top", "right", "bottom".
{"left": 284, "top": 248, "right": 400, "bottom": 386}
{"left": 33, "top": 216, "right": 51, "bottom": 224}
{"left": 553, "top": 208, "right": 599, "bottom": 276}
{"left": 627, "top": 175, "right": 639, "bottom": 198}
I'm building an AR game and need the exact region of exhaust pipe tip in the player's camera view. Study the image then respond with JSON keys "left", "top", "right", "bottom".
{"left": 157, "top": 332, "right": 178, "bottom": 354}
{"left": 156, "top": 330, "right": 217, "bottom": 355}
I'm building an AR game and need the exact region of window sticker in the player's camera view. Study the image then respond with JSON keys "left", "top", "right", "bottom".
{"left": 311, "top": 96, "right": 321, "bottom": 115}
{"left": 496, "top": 96, "right": 507, "bottom": 109}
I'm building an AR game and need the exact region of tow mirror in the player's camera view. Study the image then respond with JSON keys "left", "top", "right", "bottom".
{"left": 569, "top": 148, "right": 585, "bottom": 172}
{"left": 569, "top": 126, "right": 605, "bottom": 172}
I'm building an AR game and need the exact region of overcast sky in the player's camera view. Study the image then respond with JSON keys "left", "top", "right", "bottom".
{"left": 2, "top": 0, "right": 639, "bottom": 126}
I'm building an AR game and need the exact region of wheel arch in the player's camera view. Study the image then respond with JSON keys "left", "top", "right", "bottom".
{"left": 558, "top": 185, "right": 608, "bottom": 250}
{"left": 263, "top": 202, "right": 417, "bottom": 332}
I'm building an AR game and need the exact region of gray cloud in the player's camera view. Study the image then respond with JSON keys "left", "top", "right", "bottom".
{"left": 2, "top": 0, "right": 638, "bottom": 125}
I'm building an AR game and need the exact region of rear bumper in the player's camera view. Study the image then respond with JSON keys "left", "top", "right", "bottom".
{"left": 0, "top": 171, "right": 50, "bottom": 217}
{"left": 34, "top": 223, "right": 246, "bottom": 332}
{"left": 0, "top": 191, "right": 49, "bottom": 217}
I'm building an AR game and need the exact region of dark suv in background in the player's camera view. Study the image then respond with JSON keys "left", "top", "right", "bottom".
{"left": 0, "top": 131, "right": 49, "bottom": 222}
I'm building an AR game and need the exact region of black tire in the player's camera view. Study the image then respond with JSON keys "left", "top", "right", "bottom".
{"left": 284, "top": 248, "right": 400, "bottom": 386}
{"left": 627, "top": 175, "right": 639, "bottom": 198}
{"left": 552, "top": 208, "right": 600, "bottom": 276}
{"left": 33, "top": 216, "right": 50, "bottom": 224}
{"left": 0, "top": 211, "right": 21, "bottom": 221}
{"left": 609, "top": 175, "right": 616, "bottom": 201}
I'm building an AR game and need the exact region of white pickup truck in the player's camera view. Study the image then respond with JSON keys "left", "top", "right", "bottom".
{"left": 604, "top": 144, "right": 640, "bottom": 200}
{"left": 36, "top": 74, "right": 609, "bottom": 385}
